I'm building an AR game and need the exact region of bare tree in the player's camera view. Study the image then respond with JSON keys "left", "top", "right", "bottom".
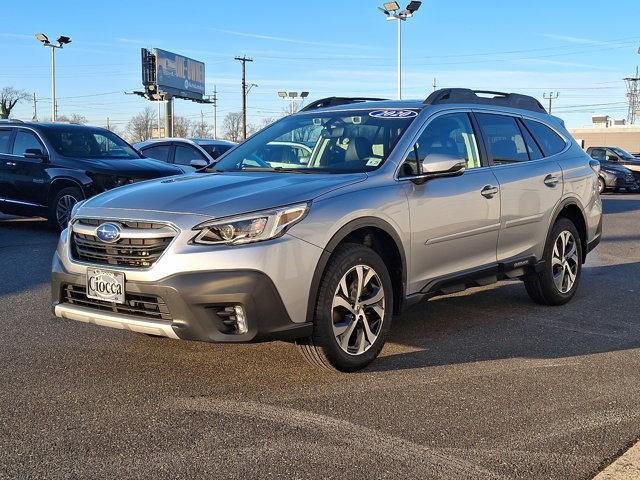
{"left": 258, "top": 117, "right": 277, "bottom": 130}
{"left": 173, "top": 116, "right": 192, "bottom": 138}
{"left": 222, "top": 112, "right": 247, "bottom": 142}
{"left": 191, "top": 117, "right": 212, "bottom": 138}
{"left": 57, "top": 113, "right": 88, "bottom": 125}
{"left": 125, "top": 107, "right": 157, "bottom": 143}
{"left": 0, "top": 87, "right": 30, "bottom": 119}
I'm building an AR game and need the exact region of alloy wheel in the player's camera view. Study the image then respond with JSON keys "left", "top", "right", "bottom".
{"left": 331, "top": 265, "right": 385, "bottom": 355}
{"left": 551, "top": 230, "right": 579, "bottom": 293}
{"left": 56, "top": 194, "right": 77, "bottom": 228}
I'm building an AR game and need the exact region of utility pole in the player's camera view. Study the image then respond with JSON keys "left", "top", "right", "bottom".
{"left": 164, "top": 96, "right": 173, "bottom": 137}
{"left": 32, "top": 93, "right": 38, "bottom": 121}
{"left": 205, "top": 86, "right": 218, "bottom": 139}
{"left": 432, "top": 78, "right": 437, "bottom": 92}
{"left": 106, "top": 117, "right": 110, "bottom": 130}
{"left": 543, "top": 92, "right": 559, "bottom": 114}
{"left": 624, "top": 66, "right": 640, "bottom": 125}
{"left": 235, "top": 56, "right": 253, "bottom": 140}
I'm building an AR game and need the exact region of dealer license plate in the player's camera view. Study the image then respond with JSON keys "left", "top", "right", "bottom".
{"left": 86, "top": 269, "right": 125, "bottom": 304}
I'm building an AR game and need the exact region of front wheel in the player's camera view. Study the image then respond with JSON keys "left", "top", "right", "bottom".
{"left": 296, "top": 243, "right": 393, "bottom": 372}
{"left": 597, "top": 177, "right": 606, "bottom": 194}
{"left": 48, "top": 187, "right": 82, "bottom": 230}
{"left": 524, "top": 218, "right": 583, "bottom": 306}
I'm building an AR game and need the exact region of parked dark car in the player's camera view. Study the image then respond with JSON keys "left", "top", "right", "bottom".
{"left": 0, "top": 120, "right": 183, "bottom": 229}
{"left": 587, "top": 146, "right": 640, "bottom": 191}
{"left": 134, "top": 138, "right": 236, "bottom": 172}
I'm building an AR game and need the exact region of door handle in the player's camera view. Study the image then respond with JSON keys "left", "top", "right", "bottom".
{"left": 544, "top": 174, "right": 560, "bottom": 187}
{"left": 480, "top": 185, "right": 499, "bottom": 198}
{"left": 5, "top": 161, "right": 16, "bottom": 167}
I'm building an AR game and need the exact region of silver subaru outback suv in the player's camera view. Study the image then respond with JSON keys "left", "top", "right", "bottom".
{"left": 52, "top": 89, "right": 603, "bottom": 371}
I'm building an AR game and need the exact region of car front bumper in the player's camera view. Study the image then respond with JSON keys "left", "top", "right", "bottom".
{"left": 51, "top": 211, "right": 323, "bottom": 343}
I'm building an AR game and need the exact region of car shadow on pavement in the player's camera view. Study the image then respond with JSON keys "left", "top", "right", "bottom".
{"left": 0, "top": 216, "right": 59, "bottom": 298}
{"left": 369, "top": 261, "right": 640, "bottom": 373}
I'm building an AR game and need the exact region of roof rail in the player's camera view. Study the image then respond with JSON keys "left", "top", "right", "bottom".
{"left": 299, "top": 96, "right": 387, "bottom": 112}
{"left": 424, "top": 88, "right": 546, "bottom": 113}
{"left": 0, "top": 118, "right": 24, "bottom": 123}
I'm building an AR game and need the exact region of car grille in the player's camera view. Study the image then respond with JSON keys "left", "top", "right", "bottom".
{"left": 62, "top": 284, "right": 172, "bottom": 321}
{"left": 70, "top": 218, "right": 176, "bottom": 268}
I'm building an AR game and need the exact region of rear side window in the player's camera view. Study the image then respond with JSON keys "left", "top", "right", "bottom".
{"left": 13, "top": 130, "right": 44, "bottom": 156}
{"left": 174, "top": 145, "right": 206, "bottom": 166}
{"left": 142, "top": 145, "right": 171, "bottom": 162}
{"left": 0, "top": 129, "right": 12, "bottom": 153}
{"left": 589, "top": 148, "right": 606, "bottom": 161}
{"left": 475, "top": 113, "right": 529, "bottom": 164}
{"left": 517, "top": 119, "right": 543, "bottom": 160}
{"left": 522, "top": 119, "right": 566, "bottom": 157}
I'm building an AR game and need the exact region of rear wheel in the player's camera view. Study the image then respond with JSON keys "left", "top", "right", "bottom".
{"left": 296, "top": 243, "right": 392, "bottom": 372}
{"left": 525, "top": 218, "right": 582, "bottom": 306}
{"left": 48, "top": 187, "right": 82, "bottom": 230}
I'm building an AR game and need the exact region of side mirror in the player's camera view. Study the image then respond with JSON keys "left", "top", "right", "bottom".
{"left": 418, "top": 153, "right": 466, "bottom": 180}
{"left": 24, "top": 148, "right": 48, "bottom": 161}
{"left": 190, "top": 159, "right": 209, "bottom": 170}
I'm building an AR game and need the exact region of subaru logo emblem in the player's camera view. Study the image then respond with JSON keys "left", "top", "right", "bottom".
{"left": 95, "top": 223, "right": 121, "bottom": 243}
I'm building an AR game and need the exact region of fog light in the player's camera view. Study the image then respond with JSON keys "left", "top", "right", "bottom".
{"left": 233, "top": 305, "right": 248, "bottom": 334}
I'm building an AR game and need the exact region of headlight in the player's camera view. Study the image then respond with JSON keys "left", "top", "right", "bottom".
{"left": 192, "top": 203, "right": 310, "bottom": 246}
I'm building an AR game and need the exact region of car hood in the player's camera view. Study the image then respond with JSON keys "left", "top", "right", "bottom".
{"left": 82, "top": 171, "right": 367, "bottom": 217}
{"left": 72, "top": 157, "right": 183, "bottom": 177}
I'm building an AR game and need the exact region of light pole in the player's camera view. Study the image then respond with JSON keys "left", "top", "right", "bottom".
{"left": 277, "top": 91, "right": 309, "bottom": 114}
{"left": 35, "top": 34, "right": 71, "bottom": 122}
{"left": 378, "top": 2, "right": 422, "bottom": 100}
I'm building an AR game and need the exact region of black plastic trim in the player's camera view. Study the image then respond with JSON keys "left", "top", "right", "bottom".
{"left": 424, "top": 88, "right": 546, "bottom": 113}
{"left": 300, "top": 97, "right": 388, "bottom": 112}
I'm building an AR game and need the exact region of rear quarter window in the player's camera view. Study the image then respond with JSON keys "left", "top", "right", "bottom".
{"left": 522, "top": 119, "right": 567, "bottom": 157}
{"left": 0, "top": 129, "right": 12, "bottom": 153}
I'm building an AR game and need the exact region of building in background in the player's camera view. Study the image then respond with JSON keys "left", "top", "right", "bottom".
{"left": 569, "top": 115, "right": 640, "bottom": 154}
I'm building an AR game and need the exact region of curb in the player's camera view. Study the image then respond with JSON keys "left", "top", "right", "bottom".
{"left": 594, "top": 441, "right": 640, "bottom": 479}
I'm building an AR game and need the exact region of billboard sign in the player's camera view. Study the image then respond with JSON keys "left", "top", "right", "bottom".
{"left": 154, "top": 48, "right": 205, "bottom": 100}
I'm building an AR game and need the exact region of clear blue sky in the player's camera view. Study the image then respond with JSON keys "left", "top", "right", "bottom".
{"left": 2, "top": 0, "right": 640, "bottom": 130}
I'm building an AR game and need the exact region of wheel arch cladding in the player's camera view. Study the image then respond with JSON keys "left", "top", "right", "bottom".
{"left": 554, "top": 201, "right": 588, "bottom": 262}
{"left": 306, "top": 217, "right": 407, "bottom": 322}
{"left": 48, "top": 178, "right": 86, "bottom": 203}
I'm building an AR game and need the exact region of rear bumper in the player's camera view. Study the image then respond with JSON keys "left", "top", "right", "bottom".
{"left": 52, "top": 255, "right": 312, "bottom": 343}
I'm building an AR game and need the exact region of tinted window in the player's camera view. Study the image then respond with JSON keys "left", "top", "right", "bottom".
{"left": 201, "top": 144, "right": 233, "bottom": 159}
{"left": 142, "top": 145, "right": 171, "bottom": 162}
{"left": 400, "top": 112, "right": 482, "bottom": 177}
{"left": 590, "top": 148, "right": 606, "bottom": 161}
{"left": 522, "top": 119, "right": 566, "bottom": 157}
{"left": 610, "top": 147, "right": 635, "bottom": 159}
{"left": 13, "top": 130, "right": 44, "bottom": 156}
{"left": 174, "top": 145, "right": 206, "bottom": 166}
{"left": 40, "top": 126, "right": 139, "bottom": 159}
{"left": 0, "top": 129, "right": 12, "bottom": 154}
{"left": 476, "top": 113, "right": 529, "bottom": 164}
{"left": 518, "top": 119, "right": 543, "bottom": 160}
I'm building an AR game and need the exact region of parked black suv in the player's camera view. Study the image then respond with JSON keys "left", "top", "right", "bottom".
{"left": 0, "top": 121, "right": 183, "bottom": 228}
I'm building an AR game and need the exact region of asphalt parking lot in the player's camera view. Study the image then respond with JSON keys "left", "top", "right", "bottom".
{"left": 0, "top": 195, "right": 639, "bottom": 480}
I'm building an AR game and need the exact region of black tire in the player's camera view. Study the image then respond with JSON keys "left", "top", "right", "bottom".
{"left": 524, "top": 218, "right": 583, "bottom": 306}
{"left": 597, "top": 177, "right": 606, "bottom": 194}
{"left": 48, "top": 186, "right": 83, "bottom": 230}
{"left": 296, "top": 243, "right": 393, "bottom": 372}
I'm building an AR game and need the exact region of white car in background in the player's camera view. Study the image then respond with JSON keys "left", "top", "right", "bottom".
{"left": 134, "top": 138, "right": 236, "bottom": 172}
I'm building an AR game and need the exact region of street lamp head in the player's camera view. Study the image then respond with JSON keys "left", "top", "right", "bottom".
{"left": 288, "top": 92, "right": 298, "bottom": 98}
{"left": 57, "top": 36, "right": 71, "bottom": 45}
{"left": 383, "top": 1, "right": 400, "bottom": 11}
{"left": 377, "top": 6, "right": 390, "bottom": 15}
{"left": 35, "top": 33, "right": 49, "bottom": 44}
{"left": 406, "top": 1, "right": 422, "bottom": 13}
{"left": 300, "top": 91, "right": 309, "bottom": 98}
{"left": 277, "top": 91, "right": 288, "bottom": 98}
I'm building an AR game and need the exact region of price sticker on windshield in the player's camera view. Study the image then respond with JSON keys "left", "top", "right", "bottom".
{"left": 369, "top": 110, "right": 418, "bottom": 119}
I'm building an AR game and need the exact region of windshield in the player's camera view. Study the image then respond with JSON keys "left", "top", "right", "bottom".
{"left": 40, "top": 126, "right": 141, "bottom": 159}
{"left": 214, "top": 109, "right": 418, "bottom": 173}
{"left": 610, "top": 147, "right": 636, "bottom": 159}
